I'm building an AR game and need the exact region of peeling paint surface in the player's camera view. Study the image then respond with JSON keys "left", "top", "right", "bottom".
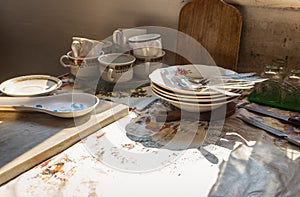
{"left": 0, "top": 114, "right": 232, "bottom": 197}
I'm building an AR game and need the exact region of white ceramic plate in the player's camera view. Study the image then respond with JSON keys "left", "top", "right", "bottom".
{"left": 0, "top": 75, "right": 62, "bottom": 96}
{"left": 151, "top": 84, "right": 239, "bottom": 103}
{"left": 149, "top": 64, "right": 237, "bottom": 95}
{"left": 151, "top": 82, "right": 242, "bottom": 100}
{"left": 152, "top": 88, "right": 236, "bottom": 112}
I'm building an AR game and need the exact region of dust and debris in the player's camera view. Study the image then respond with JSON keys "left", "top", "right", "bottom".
{"left": 42, "top": 162, "right": 64, "bottom": 175}
{"left": 121, "top": 143, "right": 135, "bottom": 150}
{"left": 95, "top": 151, "right": 105, "bottom": 160}
{"left": 40, "top": 158, "right": 52, "bottom": 167}
{"left": 96, "top": 132, "right": 106, "bottom": 139}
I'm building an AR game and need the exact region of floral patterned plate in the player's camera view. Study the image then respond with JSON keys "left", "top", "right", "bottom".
{"left": 149, "top": 64, "right": 236, "bottom": 95}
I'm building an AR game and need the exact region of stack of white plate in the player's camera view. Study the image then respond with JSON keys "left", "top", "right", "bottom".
{"left": 149, "top": 64, "right": 259, "bottom": 112}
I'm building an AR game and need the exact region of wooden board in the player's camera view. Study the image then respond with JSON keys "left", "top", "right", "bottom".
{"left": 177, "top": 0, "right": 242, "bottom": 71}
{"left": 0, "top": 100, "right": 128, "bottom": 185}
{"left": 225, "top": 0, "right": 300, "bottom": 8}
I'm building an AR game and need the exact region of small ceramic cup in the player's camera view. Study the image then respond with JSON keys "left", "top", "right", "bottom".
{"left": 128, "top": 34, "right": 162, "bottom": 57}
{"left": 113, "top": 28, "right": 147, "bottom": 51}
{"left": 133, "top": 50, "right": 165, "bottom": 79}
{"left": 60, "top": 51, "right": 104, "bottom": 79}
{"left": 98, "top": 53, "right": 136, "bottom": 83}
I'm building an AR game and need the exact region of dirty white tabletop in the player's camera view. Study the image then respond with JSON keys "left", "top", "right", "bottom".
{"left": 1, "top": 75, "right": 299, "bottom": 197}
{"left": 0, "top": 112, "right": 233, "bottom": 197}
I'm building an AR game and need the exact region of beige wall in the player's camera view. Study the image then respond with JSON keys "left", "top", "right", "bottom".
{"left": 0, "top": 0, "right": 186, "bottom": 82}
{"left": 0, "top": 0, "right": 299, "bottom": 82}
{"left": 233, "top": 3, "right": 300, "bottom": 73}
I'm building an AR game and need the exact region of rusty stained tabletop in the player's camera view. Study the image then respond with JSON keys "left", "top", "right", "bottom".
{"left": 0, "top": 76, "right": 299, "bottom": 197}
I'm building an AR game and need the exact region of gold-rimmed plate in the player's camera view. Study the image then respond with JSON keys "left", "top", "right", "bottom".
{"left": 151, "top": 87, "right": 236, "bottom": 112}
{"left": 0, "top": 75, "right": 62, "bottom": 96}
{"left": 151, "top": 83, "right": 240, "bottom": 103}
{"left": 151, "top": 82, "right": 242, "bottom": 100}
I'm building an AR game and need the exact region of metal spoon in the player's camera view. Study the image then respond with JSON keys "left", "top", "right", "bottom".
{"left": 0, "top": 93, "right": 99, "bottom": 118}
{"left": 172, "top": 76, "right": 245, "bottom": 96}
{"left": 71, "top": 40, "right": 81, "bottom": 57}
{"left": 185, "top": 77, "right": 209, "bottom": 85}
{"left": 175, "top": 75, "right": 254, "bottom": 88}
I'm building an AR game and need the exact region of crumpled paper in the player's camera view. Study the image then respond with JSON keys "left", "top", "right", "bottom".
{"left": 209, "top": 138, "right": 300, "bottom": 196}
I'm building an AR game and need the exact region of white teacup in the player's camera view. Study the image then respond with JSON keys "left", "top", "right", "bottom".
{"left": 98, "top": 53, "right": 136, "bottom": 83}
{"left": 72, "top": 37, "right": 112, "bottom": 56}
{"left": 60, "top": 51, "right": 104, "bottom": 79}
{"left": 133, "top": 50, "right": 165, "bottom": 79}
{"left": 93, "top": 40, "right": 113, "bottom": 54}
{"left": 113, "top": 28, "right": 147, "bottom": 51}
{"left": 128, "top": 34, "right": 162, "bottom": 57}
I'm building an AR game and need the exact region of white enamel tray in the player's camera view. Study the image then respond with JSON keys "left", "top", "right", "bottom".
{"left": 0, "top": 93, "right": 99, "bottom": 118}
{"left": 0, "top": 75, "right": 62, "bottom": 96}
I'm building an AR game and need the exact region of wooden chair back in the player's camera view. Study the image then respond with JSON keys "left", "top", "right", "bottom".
{"left": 176, "top": 0, "right": 242, "bottom": 71}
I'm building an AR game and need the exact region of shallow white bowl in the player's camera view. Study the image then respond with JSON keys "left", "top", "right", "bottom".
{"left": 151, "top": 82, "right": 241, "bottom": 100}
{"left": 151, "top": 85, "right": 238, "bottom": 103}
{"left": 152, "top": 88, "right": 236, "bottom": 112}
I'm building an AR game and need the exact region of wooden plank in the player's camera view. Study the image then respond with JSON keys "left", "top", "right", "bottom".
{"left": 177, "top": 0, "right": 242, "bottom": 71}
{"left": 225, "top": 0, "right": 300, "bottom": 9}
{"left": 0, "top": 101, "right": 128, "bottom": 185}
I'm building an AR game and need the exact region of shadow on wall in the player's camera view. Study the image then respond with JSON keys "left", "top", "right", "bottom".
{"left": 0, "top": 0, "right": 299, "bottom": 82}
{"left": 236, "top": 5, "right": 300, "bottom": 73}
{"left": 0, "top": 0, "right": 186, "bottom": 82}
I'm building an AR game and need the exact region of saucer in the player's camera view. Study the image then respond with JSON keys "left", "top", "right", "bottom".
{"left": 133, "top": 50, "right": 165, "bottom": 61}
{"left": 0, "top": 75, "right": 62, "bottom": 96}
